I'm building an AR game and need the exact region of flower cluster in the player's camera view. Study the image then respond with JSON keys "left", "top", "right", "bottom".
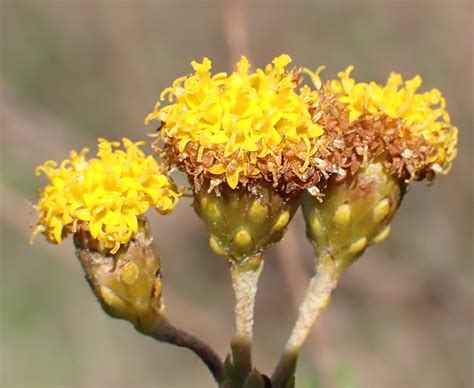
{"left": 33, "top": 57, "right": 459, "bottom": 256}
{"left": 146, "top": 55, "right": 326, "bottom": 193}
{"left": 33, "top": 138, "right": 180, "bottom": 253}
{"left": 307, "top": 66, "right": 458, "bottom": 181}
{"left": 30, "top": 55, "right": 461, "bottom": 387}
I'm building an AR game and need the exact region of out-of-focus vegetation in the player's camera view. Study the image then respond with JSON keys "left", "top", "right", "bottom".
{"left": 1, "top": 1, "right": 472, "bottom": 387}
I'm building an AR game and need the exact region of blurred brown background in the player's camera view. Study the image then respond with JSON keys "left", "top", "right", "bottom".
{"left": 1, "top": 1, "right": 472, "bottom": 387}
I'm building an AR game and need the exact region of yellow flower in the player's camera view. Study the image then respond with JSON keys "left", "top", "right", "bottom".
{"left": 146, "top": 54, "right": 324, "bottom": 192}
{"left": 326, "top": 66, "right": 458, "bottom": 177}
{"left": 33, "top": 138, "right": 180, "bottom": 253}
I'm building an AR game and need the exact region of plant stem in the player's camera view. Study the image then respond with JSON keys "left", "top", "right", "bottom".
{"left": 230, "top": 256, "right": 264, "bottom": 381}
{"left": 144, "top": 319, "right": 225, "bottom": 384}
{"left": 272, "top": 254, "right": 343, "bottom": 387}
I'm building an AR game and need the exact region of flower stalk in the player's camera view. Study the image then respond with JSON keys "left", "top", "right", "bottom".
{"left": 229, "top": 255, "right": 264, "bottom": 382}
{"left": 272, "top": 254, "right": 343, "bottom": 388}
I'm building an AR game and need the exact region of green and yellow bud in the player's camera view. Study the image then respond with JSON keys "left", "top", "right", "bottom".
{"left": 303, "top": 162, "right": 403, "bottom": 267}
{"left": 193, "top": 182, "right": 301, "bottom": 264}
{"left": 74, "top": 217, "right": 164, "bottom": 331}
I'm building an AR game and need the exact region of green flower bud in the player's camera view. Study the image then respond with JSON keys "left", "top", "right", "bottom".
{"left": 193, "top": 182, "right": 301, "bottom": 264}
{"left": 73, "top": 216, "right": 163, "bottom": 331}
{"left": 303, "top": 162, "right": 404, "bottom": 267}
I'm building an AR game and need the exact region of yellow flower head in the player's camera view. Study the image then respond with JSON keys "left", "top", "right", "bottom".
{"left": 33, "top": 138, "right": 180, "bottom": 253}
{"left": 312, "top": 66, "right": 458, "bottom": 181}
{"left": 146, "top": 54, "right": 326, "bottom": 193}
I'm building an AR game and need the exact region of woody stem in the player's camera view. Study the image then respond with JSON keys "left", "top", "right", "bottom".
{"left": 144, "top": 318, "right": 225, "bottom": 384}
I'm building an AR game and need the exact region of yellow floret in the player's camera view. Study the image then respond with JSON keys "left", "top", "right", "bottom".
{"left": 146, "top": 54, "right": 324, "bottom": 190}
{"left": 327, "top": 66, "right": 458, "bottom": 175}
{"left": 33, "top": 138, "right": 180, "bottom": 253}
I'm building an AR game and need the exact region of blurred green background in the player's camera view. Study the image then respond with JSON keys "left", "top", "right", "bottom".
{"left": 1, "top": 1, "right": 472, "bottom": 387}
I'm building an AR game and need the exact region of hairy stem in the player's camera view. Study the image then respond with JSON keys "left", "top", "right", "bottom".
{"left": 272, "top": 254, "right": 343, "bottom": 387}
{"left": 230, "top": 256, "right": 264, "bottom": 381}
{"left": 144, "top": 319, "right": 225, "bottom": 383}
